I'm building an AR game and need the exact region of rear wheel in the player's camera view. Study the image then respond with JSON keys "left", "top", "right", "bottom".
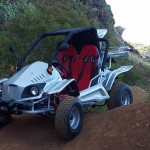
{"left": 107, "top": 82, "right": 133, "bottom": 109}
{"left": 55, "top": 96, "right": 83, "bottom": 140}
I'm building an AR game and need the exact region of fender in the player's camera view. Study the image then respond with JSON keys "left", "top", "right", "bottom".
{"left": 103, "top": 65, "right": 133, "bottom": 91}
{"left": 0, "top": 78, "right": 9, "bottom": 84}
{"left": 45, "top": 79, "right": 79, "bottom": 96}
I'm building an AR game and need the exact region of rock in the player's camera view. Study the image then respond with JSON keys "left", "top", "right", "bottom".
{"left": 136, "top": 123, "right": 140, "bottom": 127}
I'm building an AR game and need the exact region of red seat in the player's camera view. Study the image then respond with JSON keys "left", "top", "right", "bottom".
{"left": 74, "top": 45, "right": 99, "bottom": 91}
{"left": 57, "top": 45, "right": 78, "bottom": 78}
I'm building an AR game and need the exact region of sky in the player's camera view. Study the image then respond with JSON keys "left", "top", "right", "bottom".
{"left": 106, "top": 0, "right": 150, "bottom": 45}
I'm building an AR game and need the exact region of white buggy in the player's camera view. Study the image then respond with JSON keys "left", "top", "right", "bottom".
{"left": 0, "top": 27, "right": 133, "bottom": 139}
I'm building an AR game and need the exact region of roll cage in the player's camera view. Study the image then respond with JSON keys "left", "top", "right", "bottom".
{"left": 16, "top": 26, "right": 109, "bottom": 72}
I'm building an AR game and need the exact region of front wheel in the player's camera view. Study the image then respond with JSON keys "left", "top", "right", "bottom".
{"left": 55, "top": 96, "right": 83, "bottom": 140}
{"left": 0, "top": 103, "right": 11, "bottom": 126}
{"left": 107, "top": 82, "right": 133, "bottom": 109}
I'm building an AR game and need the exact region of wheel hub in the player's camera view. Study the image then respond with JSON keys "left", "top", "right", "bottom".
{"left": 121, "top": 91, "right": 130, "bottom": 105}
{"left": 69, "top": 107, "right": 80, "bottom": 129}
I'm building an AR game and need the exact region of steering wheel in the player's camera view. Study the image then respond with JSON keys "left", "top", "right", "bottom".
{"left": 52, "top": 61, "right": 70, "bottom": 79}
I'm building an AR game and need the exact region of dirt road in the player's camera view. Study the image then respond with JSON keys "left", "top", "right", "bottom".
{"left": 0, "top": 86, "right": 149, "bottom": 150}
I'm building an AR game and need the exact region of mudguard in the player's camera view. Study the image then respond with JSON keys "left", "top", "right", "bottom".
{"left": 103, "top": 65, "right": 133, "bottom": 91}
{"left": 0, "top": 78, "right": 8, "bottom": 84}
{"left": 45, "top": 79, "right": 79, "bottom": 95}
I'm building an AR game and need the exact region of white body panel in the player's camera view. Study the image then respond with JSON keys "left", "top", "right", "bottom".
{"left": 2, "top": 61, "right": 62, "bottom": 101}
{"left": 103, "top": 65, "right": 133, "bottom": 90}
{"left": 45, "top": 79, "right": 75, "bottom": 95}
{"left": 97, "top": 29, "right": 107, "bottom": 38}
{"left": 4, "top": 61, "right": 61, "bottom": 86}
{"left": 79, "top": 83, "right": 109, "bottom": 103}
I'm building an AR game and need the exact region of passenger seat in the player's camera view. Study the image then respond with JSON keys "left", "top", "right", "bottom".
{"left": 74, "top": 45, "right": 99, "bottom": 91}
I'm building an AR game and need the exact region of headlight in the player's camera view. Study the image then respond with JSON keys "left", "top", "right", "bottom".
{"left": 0, "top": 84, "right": 2, "bottom": 97}
{"left": 0, "top": 84, "right": 2, "bottom": 93}
{"left": 30, "top": 86, "right": 39, "bottom": 96}
{"left": 22, "top": 83, "right": 46, "bottom": 98}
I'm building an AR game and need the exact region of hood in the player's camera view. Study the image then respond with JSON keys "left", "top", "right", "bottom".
{"left": 2, "top": 61, "right": 61, "bottom": 101}
{"left": 4, "top": 61, "right": 60, "bottom": 87}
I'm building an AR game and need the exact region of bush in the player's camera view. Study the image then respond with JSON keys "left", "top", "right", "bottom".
{"left": 0, "top": 0, "right": 99, "bottom": 77}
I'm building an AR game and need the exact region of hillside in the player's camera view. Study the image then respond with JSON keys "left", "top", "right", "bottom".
{"left": 132, "top": 43, "right": 150, "bottom": 62}
{"left": 0, "top": 0, "right": 119, "bottom": 77}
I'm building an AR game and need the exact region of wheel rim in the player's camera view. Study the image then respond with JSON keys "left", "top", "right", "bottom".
{"left": 69, "top": 107, "right": 80, "bottom": 130}
{"left": 121, "top": 91, "right": 130, "bottom": 105}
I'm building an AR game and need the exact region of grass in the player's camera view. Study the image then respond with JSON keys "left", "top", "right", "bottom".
{"left": 129, "top": 53, "right": 150, "bottom": 69}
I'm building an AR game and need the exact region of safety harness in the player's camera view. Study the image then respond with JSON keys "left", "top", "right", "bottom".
{"left": 59, "top": 55, "right": 74, "bottom": 78}
{"left": 76, "top": 55, "right": 98, "bottom": 83}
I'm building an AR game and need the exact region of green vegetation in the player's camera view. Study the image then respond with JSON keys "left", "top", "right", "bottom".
{"left": 0, "top": 0, "right": 99, "bottom": 77}
{"left": 140, "top": 45, "right": 150, "bottom": 54}
{"left": 132, "top": 43, "right": 150, "bottom": 54}
{"left": 129, "top": 53, "right": 150, "bottom": 85}
{"left": 129, "top": 53, "right": 150, "bottom": 69}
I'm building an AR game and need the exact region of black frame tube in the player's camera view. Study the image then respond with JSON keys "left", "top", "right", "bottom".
{"left": 17, "top": 31, "right": 69, "bottom": 71}
{"left": 98, "top": 38, "right": 109, "bottom": 71}
{"left": 17, "top": 27, "right": 96, "bottom": 71}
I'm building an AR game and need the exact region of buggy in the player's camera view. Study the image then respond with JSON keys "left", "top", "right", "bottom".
{"left": 0, "top": 27, "right": 133, "bottom": 139}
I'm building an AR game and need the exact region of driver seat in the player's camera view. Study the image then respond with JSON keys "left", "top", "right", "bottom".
{"left": 57, "top": 45, "right": 78, "bottom": 78}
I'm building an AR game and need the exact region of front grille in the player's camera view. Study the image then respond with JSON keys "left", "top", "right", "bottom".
{"left": 31, "top": 74, "right": 46, "bottom": 83}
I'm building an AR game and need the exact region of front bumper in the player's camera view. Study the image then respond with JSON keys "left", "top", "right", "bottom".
{"left": 0, "top": 95, "right": 55, "bottom": 114}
